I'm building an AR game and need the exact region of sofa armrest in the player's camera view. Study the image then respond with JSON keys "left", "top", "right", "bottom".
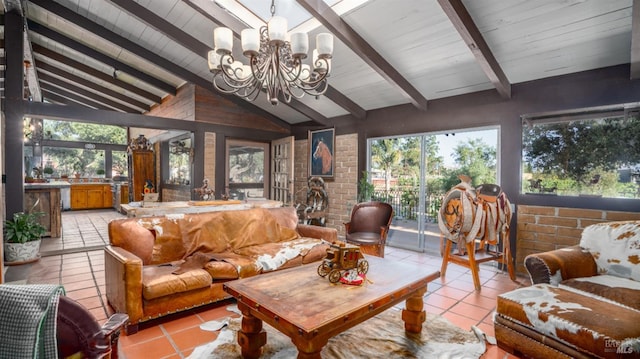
{"left": 297, "top": 224, "right": 338, "bottom": 243}
{"left": 524, "top": 245, "right": 597, "bottom": 285}
{"left": 104, "top": 245, "right": 144, "bottom": 326}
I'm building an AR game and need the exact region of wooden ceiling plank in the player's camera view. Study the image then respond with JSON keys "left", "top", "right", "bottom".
{"left": 631, "top": 0, "right": 640, "bottom": 79}
{"left": 42, "top": 88, "right": 98, "bottom": 108}
{"left": 40, "top": 85, "right": 115, "bottom": 111}
{"left": 32, "top": 0, "right": 296, "bottom": 129}
{"left": 38, "top": 72, "right": 140, "bottom": 113}
{"left": 35, "top": 59, "right": 150, "bottom": 111}
{"left": 182, "top": 0, "right": 365, "bottom": 120}
{"left": 438, "top": 0, "right": 511, "bottom": 99}
{"left": 296, "top": 0, "right": 428, "bottom": 111}
{"left": 32, "top": 43, "right": 162, "bottom": 103}
{"left": 27, "top": 19, "right": 177, "bottom": 95}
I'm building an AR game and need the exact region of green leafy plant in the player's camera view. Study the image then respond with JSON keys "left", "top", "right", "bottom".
{"left": 96, "top": 168, "right": 106, "bottom": 175}
{"left": 4, "top": 212, "right": 46, "bottom": 244}
{"left": 43, "top": 167, "right": 54, "bottom": 175}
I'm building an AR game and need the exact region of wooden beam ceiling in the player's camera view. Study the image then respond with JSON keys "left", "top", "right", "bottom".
{"left": 296, "top": 0, "right": 428, "bottom": 111}
{"left": 438, "top": 0, "right": 511, "bottom": 99}
{"left": 631, "top": 0, "right": 640, "bottom": 79}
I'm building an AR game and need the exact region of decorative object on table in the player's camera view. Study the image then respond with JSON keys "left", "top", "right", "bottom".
{"left": 127, "top": 134, "right": 153, "bottom": 152}
{"left": 297, "top": 176, "right": 328, "bottom": 226}
{"left": 221, "top": 187, "right": 230, "bottom": 201}
{"left": 143, "top": 179, "right": 155, "bottom": 195}
{"left": 208, "top": 0, "right": 333, "bottom": 105}
{"left": 317, "top": 241, "right": 369, "bottom": 284}
{"left": 3, "top": 211, "right": 46, "bottom": 264}
{"left": 308, "top": 128, "right": 335, "bottom": 178}
{"left": 438, "top": 174, "right": 515, "bottom": 290}
{"left": 194, "top": 178, "right": 215, "bottom": 201}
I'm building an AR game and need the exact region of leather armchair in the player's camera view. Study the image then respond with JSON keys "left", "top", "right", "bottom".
{"left": 57, "top": 296, "right": 129, "bottom": 359}
{"left": 344, "top": 201, "right": 393, "bottom": 257}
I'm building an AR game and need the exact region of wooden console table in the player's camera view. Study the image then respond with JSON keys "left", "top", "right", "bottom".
{"left": 24, "top": 182, "right": 68, "bottom": 237}
{"left": 224, "top": 255, "right": 440, "bottom": 359}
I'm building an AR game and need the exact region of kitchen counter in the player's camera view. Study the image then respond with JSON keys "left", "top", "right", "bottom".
{"left": 24, "top": 184, "right": 65, "bottom": 237}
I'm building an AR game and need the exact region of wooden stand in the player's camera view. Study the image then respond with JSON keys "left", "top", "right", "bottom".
{"left": 24, "top": 186, "right": 61, "bottom": 237}
{"left": 128, "top": 149, "right": 155, "bottom": 202}
{"left": 440, "top": 232, "right": 515, "bottom": 291}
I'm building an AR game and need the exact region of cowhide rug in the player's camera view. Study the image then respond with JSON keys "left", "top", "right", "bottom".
{"left": 188, "top": 306, "right": 488, "bottom": 359}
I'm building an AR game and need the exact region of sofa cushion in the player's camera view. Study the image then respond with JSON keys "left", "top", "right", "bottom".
{"left": 497, "top": 284, "right": 640, "bottom": 357}
{"left": 180, "top": 213, "right": 231, "bottom": 257}
{"left": 108, "top": 219, "right": 155, "bottom": 264}
{"left": 580, "top": 220, "right": 640, "bottom": 281}
{"left": 560, "top": 275, "right": 640, "bottom": 311}
{"left": 202, "top": 261, "right": 239, "bottom": 280}
{"left": 222, "top": 208, "right": 299, "bottom": 249}
{"left": 142, "top": 264, "right": 211, "bottom": 300}
{"left": 134, "top": 216, "right": 187, "bottom": 264}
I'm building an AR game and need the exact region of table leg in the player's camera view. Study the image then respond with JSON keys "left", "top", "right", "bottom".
{"left": 402, "top": 287, "right": 427, "bottom": 333}
{"left": 293, "top": 337, "right": 328, "bottom": 359}
{"left": 237, "top": 303, "right": 267, "bottom": 359}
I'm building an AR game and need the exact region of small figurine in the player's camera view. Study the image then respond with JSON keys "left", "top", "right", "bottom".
{"left": 317, "top": 241, "right": 369, "bottom": 284}
{"left": 194, "top": 178, "right": 215, "bottom": 201}
{"left": 143, "top": 179, "right": 155, "bottom": 194}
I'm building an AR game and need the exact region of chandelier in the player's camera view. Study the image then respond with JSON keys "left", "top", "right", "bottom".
{"left": 208, "top": 0, "right": 334, "bottom": 105}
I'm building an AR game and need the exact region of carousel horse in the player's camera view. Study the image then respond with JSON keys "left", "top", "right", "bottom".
{"left": 437, "top": 175, "right": 515, "bottom": 290}
{"left": 313, "top": 139, "right": 333, "bottom": 175}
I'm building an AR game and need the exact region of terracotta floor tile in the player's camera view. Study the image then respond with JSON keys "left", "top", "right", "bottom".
{"left": 61, "top": 267, "right": 93, "bottom": 276}
{"left": 161, "top": 314, "right": 204, "bottom": 334}
{"left": 424, "top": 293, "right": 458, "bottom": 310}
{"left": 195, "top": 302, "right": 237, "bottom": 322}
{"left": 61, "top": 272, "right": 95, "bottom": 284}
{"left": 441, "top": 311, "right": 478, "bottom": 331}
{"left": 119, "top": 325, "right": 165, "bottom": 347}
{"left": 446, "top": 278, "right": 479, "bottom": 292}
{"left": 168, "top": 326, "right": 218, "bottom": 352}
{"left": 435, "top": 285, "right": 470, "bottom": 300}
{"left": 120, "top": 336, "right": 177, "bottom": 359}
{"left": 449, "top": 301, "right": 492, "bottom": 322}
{"left": 424, "top": 304, "right": 445, "bottom": 316}
{"left": 62, "top": 279, "right": 97, "bottom": 292}
{"left": 65, "top": 287, "right": 99, "bottom": 300}
{"left": 476, "top": 321, "right": 495, "bottom": 338}
{"left": 481, "top": 343, "right": 514, "bottom": 359}
{"left": 76, "top": 295, "right": 104, "bottom": 310}
{"left": 462, "top": 292, "right": 498, "bottom": 310}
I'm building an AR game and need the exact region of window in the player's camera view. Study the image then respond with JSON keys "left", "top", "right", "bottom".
{"left": 521, "top": 104, "right": 640, "bottom": 198}
{"left": 226, "top": 140, "right": 269, "bottom": 200}
{"left": 167, "top": 137, "right": 192, "bottom": 186}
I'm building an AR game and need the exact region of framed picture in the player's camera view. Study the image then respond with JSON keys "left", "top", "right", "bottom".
{"left": 308, "top": 128, "right": 335, "bottom": 178}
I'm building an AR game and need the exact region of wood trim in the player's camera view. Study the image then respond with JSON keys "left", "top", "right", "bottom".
{"left": 438, "top": 0, "right": 511, "bottom": 99}
{"left": 631, "top": 0, "right": 640, "bottom": 79}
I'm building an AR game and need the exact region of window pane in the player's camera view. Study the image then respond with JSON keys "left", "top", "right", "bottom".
{"left": 112, "top": 151, "right": 128, "bottom": 178}
{"left": 43, "top": 120, "right": 127, "bottom": 144}
{"left": 43, "top": 147, "right": 104, "bottom": 177}
{"left": 522, "top": 111, "right": 640, "bottom": 198}
{"left": 227, "top": 141, "right": 267, "bottom": 199}
{"left": 168, "top": 138, "right": 192, "bottom": 185}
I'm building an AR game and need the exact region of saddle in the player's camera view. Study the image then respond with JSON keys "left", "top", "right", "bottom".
{"left": 438, "top": 176, "right": 511, "bottom": 255}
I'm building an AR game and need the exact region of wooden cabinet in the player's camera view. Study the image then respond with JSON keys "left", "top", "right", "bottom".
{"left": 128, "top": 150, "right": 155, "bottom": 202}
{"left": 24, "top": 186, "right": 62, "bottom": 238}
{"left": 70, "top": 184, "right": 113, "bottom": 209}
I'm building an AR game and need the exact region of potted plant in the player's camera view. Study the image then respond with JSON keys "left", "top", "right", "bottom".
{"left": 96, "top": 168, "right": 106, "bottom": 178}
{"left": 3, "top": 212, "right": 46, "bottom": 264}
{"left": 358, "top": 171, "right": 375, "bottom": 202}
{"left": 43, "top": 167, "right": 54, "bottom": 178}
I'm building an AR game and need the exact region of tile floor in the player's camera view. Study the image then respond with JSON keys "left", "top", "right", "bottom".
{"left": 5, "top": 209, "right": 527, "bottom": 359}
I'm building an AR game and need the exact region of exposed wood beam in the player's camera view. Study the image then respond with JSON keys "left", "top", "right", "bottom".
{"left": 296, "top": 0, "right": 428, "bottom": 111}
{"left": 182, "top": 0, "right": 365, "bottom": 121}
{"left": 41, "top": 88, "right": 101, "bottom": 109}
{"left": 35, "top": 59, "right": 150, "bottom": 111}
{"left": 30, "top": 0, "right": 298, "bottom": 129}
{"left": 27, "top": 19, "right": 177, "bottom": 95}
{"left": 40, "top": 82, "right": 123, "bottom": 111}
{"left": 32, "top": 43, "right": 162, "bottom": 103}
{"left": 631, "top": 0, "right": 640, "bottom": 79}
{"left": 438, "top": 0, "right": 511, "bottom": 99}
{"left": 38, "top": 72, "right": 140, "bottom": 113}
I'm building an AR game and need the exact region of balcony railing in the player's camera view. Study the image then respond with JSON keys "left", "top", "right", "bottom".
{"left": 371, "top": 188, "right": 442, "bottom": 222}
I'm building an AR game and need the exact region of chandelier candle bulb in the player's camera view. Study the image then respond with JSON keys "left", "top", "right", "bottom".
{"left": 207, "top": 50, "right": 221, "bottom": 71}
{"left": 241, "top": 29, "right": 260, "bottom": 56}
{"left": 214, "top": 27, "right": 233, "bottom": 53}
{"left": 290, "top": 33, "right": 309, "bottom": 58}
{"left": 316, "top": 33, "right": 334, "bottom": 57}
{"left": 268, "top": 16, "right": 287, "bottom": 44}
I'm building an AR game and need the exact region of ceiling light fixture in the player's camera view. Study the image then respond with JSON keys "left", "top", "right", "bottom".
{"left": 208, "top": 0, "right": 333, "bottom": 105}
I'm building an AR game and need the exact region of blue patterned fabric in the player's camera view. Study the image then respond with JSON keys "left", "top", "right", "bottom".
{"left": 0, "top": 284, "right": 65, "bottom": 359}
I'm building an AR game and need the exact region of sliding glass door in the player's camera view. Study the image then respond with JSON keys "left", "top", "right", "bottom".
{"left": 368, "top": 127, "right": 499, "bottom": 253}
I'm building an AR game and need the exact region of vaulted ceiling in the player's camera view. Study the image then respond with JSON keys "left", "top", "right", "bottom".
{"left": 1, "top": 0, "right": 638, "bottom": 128}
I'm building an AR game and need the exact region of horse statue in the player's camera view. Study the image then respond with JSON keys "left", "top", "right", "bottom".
{"left": 193, "top": 178, "right": 215, "bottom": 201}
{"left": 312, "top": 139, "right": 333, "bottom": 175}
{"left": 437, "top": 175, "right": 515, "bottom": 290}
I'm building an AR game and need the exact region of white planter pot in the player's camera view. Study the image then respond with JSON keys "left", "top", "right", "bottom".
{"left": 4, "top": 240, "right": 41, "bottom": 264}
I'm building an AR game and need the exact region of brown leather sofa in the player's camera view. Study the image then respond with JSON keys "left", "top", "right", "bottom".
{"left": 495, "top": 221, "right": 640, "bottom": 358}
{"left": 105, "top": 207, "right": 337, "bottom": 334}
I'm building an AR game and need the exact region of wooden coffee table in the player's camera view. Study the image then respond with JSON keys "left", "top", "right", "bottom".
{"left": 223, "top": 255, "right": 440, "bottom": 359}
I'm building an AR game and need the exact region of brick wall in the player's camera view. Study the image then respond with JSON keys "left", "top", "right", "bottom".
{"left": 203, "top": 132, "right": 216, "bottom": 189}
{"left": 516, "top": 205, "right": 640, "bottom": 274}
{"left": 294, "top": 133, "right": 358, "bottom": 237}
